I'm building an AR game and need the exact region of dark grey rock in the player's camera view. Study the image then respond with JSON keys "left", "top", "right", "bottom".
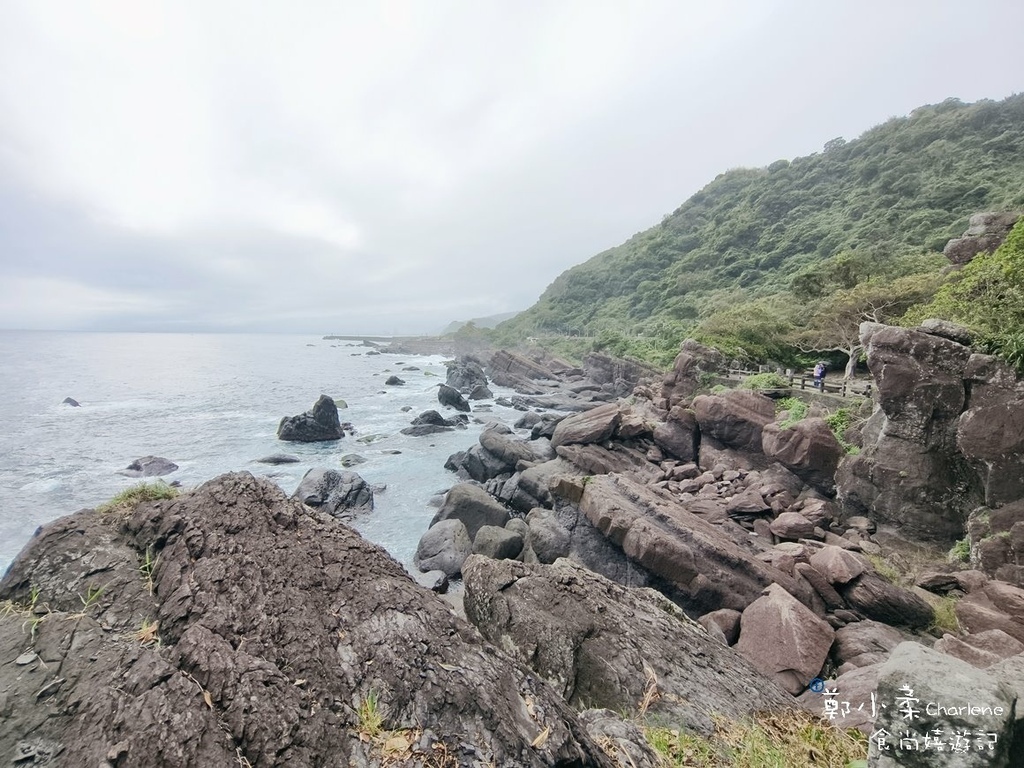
{"left": 292, "top": 467, "right": 373, "bottom": 517}
{"left": 277, "top": 395, "right": 345, "bottom": 442}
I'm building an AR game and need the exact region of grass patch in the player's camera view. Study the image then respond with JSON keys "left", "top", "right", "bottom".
{"left": 646, "top": 710, "right": 867, "bottom": 767}
{"left": 97, "top": 481, "right": 178, "bottom": 515}
{"left": 866, "top": 554, "right": 901, "bottom": 585}
{"left": 929, "top": 594, "right": 961, "bottom": 634}
{"left": 948, "top": 537, "right": 971, "bottom": 564}
{"left": 356, "top": 689, "right": 385, "bottom": 741}
{"left": 776, "top": 397, "right": 808, "bottom": 429}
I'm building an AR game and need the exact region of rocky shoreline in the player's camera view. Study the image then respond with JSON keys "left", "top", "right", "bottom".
{"left": 3, "top": 326, "right": 1024, "bottom": 766}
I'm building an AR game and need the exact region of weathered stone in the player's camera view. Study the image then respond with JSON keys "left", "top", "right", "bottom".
{"left": 841, "top": 573, "right": 935, "bottom": 629}
{"left": 809, "top": 545, "right": 868, "bottom": 586}
{"left": 958, "top": 400, "right": 1024, "bottom": 508}
{"left": 942, "top": 211, "right": 1020, "bottom": 265}
{"left": 468, "top": 384, "right": 493, "bottom": 400}
{"left": 698, "top": 608, "right": 742, "bottom": 646}
{"left": 431, "top": 483, "right": 511, "bottom": 539}
{"left": 445, "top": 357, "right": 488, "bottom": 392}
{"left": 0, "top": 474, "right": 611, "bottom": 767}
{"left": 472, "top": 525, "right": 524, "bottom": 560}
{"left": 956, "top": 580, "right": 1024, "bottom": 643}
{"left": 384, "top": 375, "right": 405, "bottom": 385}
{"left": 652, "top": 406, "right": 698, "bottom": 462}
{"left": 437, "top": 383, "right": 471, "bottom": 412}
{"left": 769, "top": 512, "right": 816, "bottom": 541}
{"left": 869, "top": 642, "right": 1017, "bottom": 767}
{"left": 463, "top": 556, "right": 792, "bottom": 736}
{"left": 762, "top": 418, "right": 844, "bottom": 493}
{"left": 579, "top": 474, "right": 815, "bottom": 614}
{"left": 415, "top": 519, "right": 473, "bottom": 576}
{"left": 659, "top": 339, "right": 728, "bottom": 408}
{"left": 525, "top": 508, "right": 571, "bottom": 564}
{"left": 577, "top": 710, "right": 660, "bottom": 768}
{"left": 735, "top": 584, "right": 835, "bottom": 695}
{"left": 725, "top": 489, "right": 771, "bottom": 516}
{"left": 692, "top": 390, "right": 775, "bottom": 453}
{"left": 292, "top": 467, "right": 374, "bottom": 517}
{"left": 831, "top": 619, "right": 906, "bottom": 675}
{"left": 795, "top": 562, "right": 844, "bottom": 610}
{"left": 121, "top": 455, "right": 179, "bottom": 477}
{"left": 550, "top": 403, "right": 622, "bottom": 448}
{"left": 934, "top": 629, "right": 1024, "bottom": 668}
{"left": 277, "top": 394, "right": 345, "bottom": 442}
{"left": 254, "top": 453, "right": 300, "bottom": 465}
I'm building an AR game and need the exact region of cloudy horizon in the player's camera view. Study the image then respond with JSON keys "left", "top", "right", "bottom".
{"left": 1, "top": 1, "right": 1022, "bottom": 335}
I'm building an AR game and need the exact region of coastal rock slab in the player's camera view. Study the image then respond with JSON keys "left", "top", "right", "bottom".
{"left": 277, "top": 394, "right": 345, "bottom": 442}
{"left": 471, "top": 525, "right": 524, "bottom": 560}
{"left": 692, "top": 390, "right": 775, "bottom": 453}
{"left": 841, "top": 572, "right": 935, "bottom": 629}
{"left": 735, "top": 584, "right": 835, "bottom": 695}
{"left": 0, "top": 473, "right": 613, "bottom": 767}
{"left": 761, "top": 418, "right": 844, "bottom": 493}
{"left": 652, "top": 406, "right": 698, "bottom": 462}
{"left": 832, "top": 619, "right": 907, "bottom": 674}
{"left": 463, "top": 556, "right": 792, "bottom": 736}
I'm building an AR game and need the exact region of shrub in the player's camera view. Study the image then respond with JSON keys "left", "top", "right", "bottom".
{"left": 776, "top": 397, "right": 808, "bottom": 429}
{"left": 740, "top": 372, "right": 790, "bottom": 391}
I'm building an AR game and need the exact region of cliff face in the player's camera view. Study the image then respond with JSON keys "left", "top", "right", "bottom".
{"left": 0, "top": 473, "right": 613, "bottom": 768}
{"left": 837, "top": 321, "right": 1024, "bottom": 553}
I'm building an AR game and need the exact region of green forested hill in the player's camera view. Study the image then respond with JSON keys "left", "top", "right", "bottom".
{"left": 493, "top": 95, "right": 1024, "bottom": 367}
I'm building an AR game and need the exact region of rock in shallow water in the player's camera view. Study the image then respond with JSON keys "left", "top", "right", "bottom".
{"left": 120, "top": 455, "right": 178, "bottom": 477}
{"left": 277, "top": 394, "right": 345, "bottom": 442}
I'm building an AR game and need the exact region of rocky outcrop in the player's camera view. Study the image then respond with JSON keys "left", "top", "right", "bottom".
{"left": 488, "top": 351, "right": 556, "bottom": 390}
{"left": 836, "top": 323, "right": 986, "bottom": 543}
{"left": 120, "top": 455, "right": 178, "bottom": 477}
{"left": 62, "top": 397, "right": 80, "bottom": 407}
{"left": 582, "top": 352, "right": 661, "bottom": 398}
{"left": 401, "top": 409, "right": 468, "bottom": 437}
{"left": 254, "top": 453, "right": 300, "bottom": 464}
{"left": 437, "top": 383, "right": 471, "bottom": 412}
{"left": 292, "top": 467, "right": 374, "bottom": 517}
{"left": 462, "top": 556, "right": 793, "bottom": 737}
{"left": 429, "top": 483, "right": 511, "bottom": 539}
{"left": 277, "top": 394, "right": 346, "bottom": 442}
{"left": 659, "top": 339, "right": 728, "bottom": 409}
{"left": 0, "top": 473, "right": 613, "bottom": 767}
{"left": 384, "top": 375, "right": 405, "bottom": 385}
{"left": 652, "top": 405, "right": 698, "bottom": 462}
{"left": 942, "top": 211, "right": 1020, "bottom": 265}
{"left": 445, "top": 357, "right": 489, "bottom": 392}
{"left": 414, "top": 518, "right": 472, "bottom": 576}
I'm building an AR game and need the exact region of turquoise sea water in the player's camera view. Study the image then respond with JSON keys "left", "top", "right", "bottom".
{"left": 0, "top": 331, "right": 519, "bottom": 575}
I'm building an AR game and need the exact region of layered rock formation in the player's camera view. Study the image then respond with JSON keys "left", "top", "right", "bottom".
{"left": 0, "top": 474, "right": 614, "bottom": 767}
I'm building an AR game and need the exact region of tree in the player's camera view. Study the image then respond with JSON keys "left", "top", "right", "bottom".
{"left": 795, "top": 274, "right": 942, "bottom": 378}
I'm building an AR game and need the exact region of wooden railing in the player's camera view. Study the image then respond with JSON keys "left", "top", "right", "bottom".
{"left": 725, "top": 369, "right": 872, "bottom": 399}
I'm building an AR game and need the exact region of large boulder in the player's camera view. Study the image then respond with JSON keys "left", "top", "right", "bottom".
{"left": 761, "top": 418, "right": 844, "bottom": 493}
{"left": 471, "top": 525, "right": 524, "bottom": 560}
{"left": 0, "top": 473, "right": 613, "bottom": 768}
{"left": 120, "top": 456, "right": 179, "bottom": 477}
{"left": 462, "top": 556, "right": 793, "bottom": 737}
{"left": 958, "top": 399, "right": 1024, "bottom": 507}
{"left": 430, "top": 483, "right": 511, "bottom": 539}
{"left": 478, "top": 424, "right": 538, "bottom": 470}
{"left": 414, "top": 519, "right": 473, "bottom": 575}
{"left": 734, "top": 584, "right": 835, "bottom": 695}
{"left": 840, "top": 572, "right": 935, "bottom": 629}
{"left": 445, "top": 357, "right": 489, "bottom": 392}
{"left": 692, "top": 390, "right": 775, "bottom": 453}
{"left": 869, "top": 642, "right": 1018, "bottom": 767}
{"left": 437, "top": 384, "right": 471, "bottom": 412}
{"left": 956, "top": 580, "right": 1024, "bottom": 644}
{"left": 292, "top": 467, "right": 374, "bottom": 517}
{"left": 525, "top": 508, "right": 572, "bottom": 564}
{"left": 582, "top": 352, "right": 661, "bottom": 398}
{"left": 487, "top": 351, "right": 556, "bottom": 391}
{"left": 550, "top": 403, "right": 622, "bottom": 448}
{"left": 277, "top": 394, "right": 345, "bottom": 442}
{"left": 831, "top": 619, "right": 907, "bottom": 674}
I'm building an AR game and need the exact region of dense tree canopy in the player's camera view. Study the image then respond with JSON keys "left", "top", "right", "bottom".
{"left": 491, "top": 95, "right": 1024, "bottom": 370}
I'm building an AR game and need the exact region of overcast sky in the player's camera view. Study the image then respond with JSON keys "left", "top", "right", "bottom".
{"left": 0, "top": 1, "right": 1022, "bottom": 334}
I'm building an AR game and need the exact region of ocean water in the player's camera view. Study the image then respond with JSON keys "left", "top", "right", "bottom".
{"left": 0, "top": 331, "right": 521, "bottom": 576}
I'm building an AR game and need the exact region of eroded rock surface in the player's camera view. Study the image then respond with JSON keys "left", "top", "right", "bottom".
{"left": 463, "top": 556, "right": 792, "bottom": 737}
{"left": 0, "top": 473, "right": 614, "bottom": 768}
